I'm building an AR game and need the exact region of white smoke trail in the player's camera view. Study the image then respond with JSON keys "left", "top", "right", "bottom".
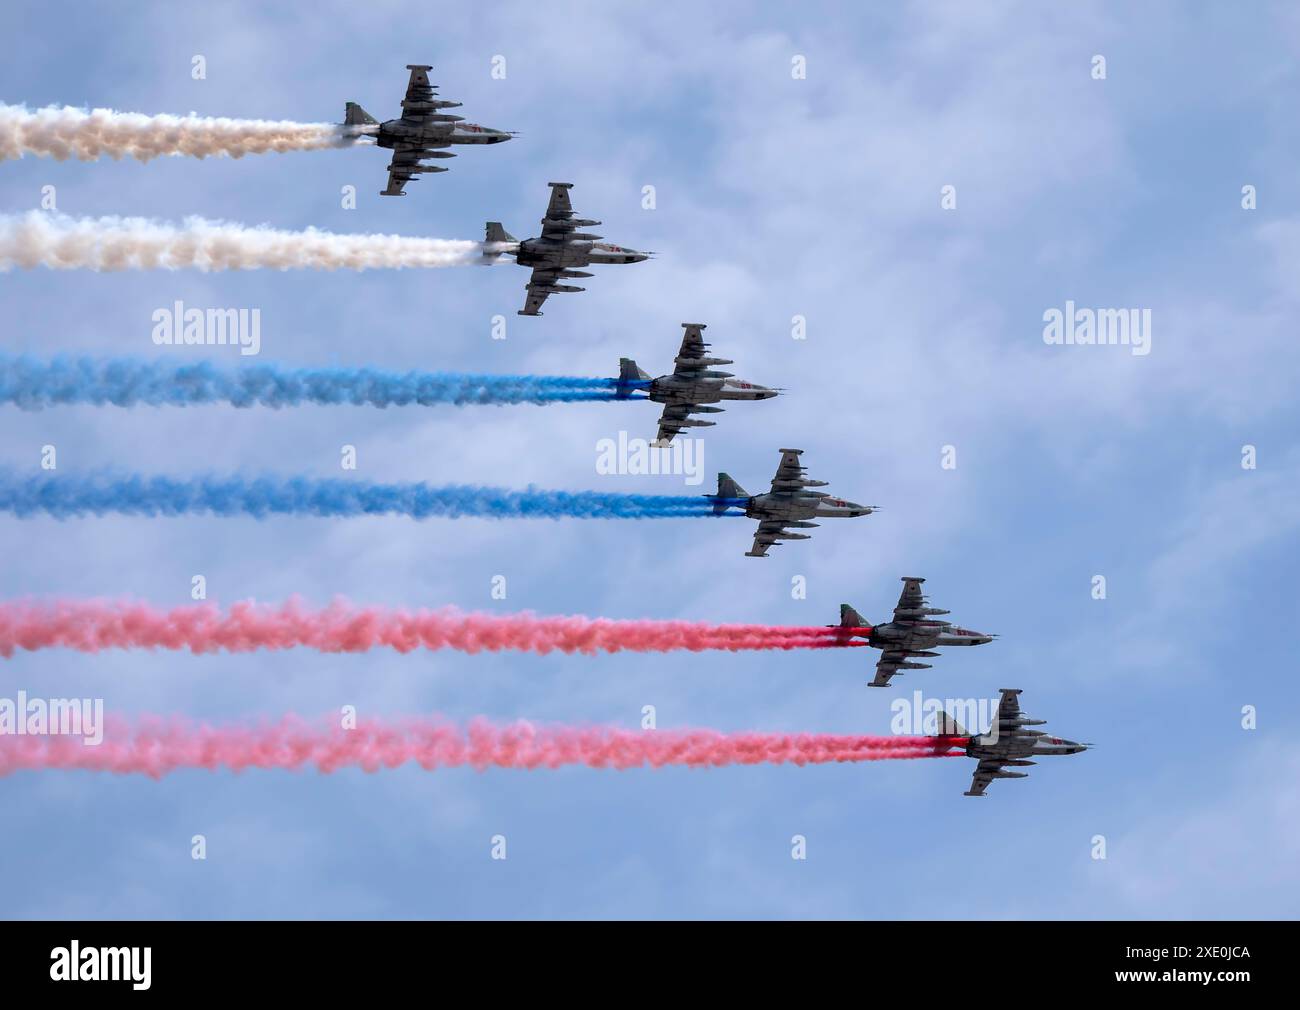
{"left": 0, "top": 103, "right": 352, "bottom": 162}
{"left": 0, "top": 212, "right": 484, "bottom": 272}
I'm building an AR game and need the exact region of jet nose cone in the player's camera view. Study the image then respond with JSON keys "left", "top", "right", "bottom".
{"left": 759, "top": 388, "right": 779, "bottom": 399}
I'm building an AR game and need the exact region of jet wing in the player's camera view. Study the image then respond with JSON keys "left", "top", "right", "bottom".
{"left": 763, "top": 448, "right": 832, "bottom": 494}
{"left": 654, "top": 404, "right": 697, "bottom": 445}
{"left": 381, "top": 146, "right": 453, "bottom": 196}
{"left": 869, "top": 651, "right": 908, "bottom": 688}
{"left": 545, "top": 182, "right": 573, "bottom": 219}
{"left": 744, "top": 518, "right": 815, "bottom": 557}
{"left": 539, "top": 183, "right": 577, "bottom": 240}
{"left": 745, "top": 520, "right": 789, "bottom": 558}
{"left": 964, "top": 759, "right": 1004, "bottom": 797}
{"left": 990, "top": 687, "right": 1043, "bottom": 741}
{"left": 768, "top": 449, "right": 813, "bottom": 492}
{"left": 397, "top": 65, "right": 450, "bottom": 128}
{"left": 652, "top": 325, "right": 729, "bottom": 442}
{"left": 671, "top": 324, "right": 711, "bottom": 376}
{"left": 519, "top": 268, "right": 559, "bottom": 316}
{"left": 381, "top": 152, "right": 419, "bottom": 197}
{"left": 890, "top": 578, "right": 928, "bottom": 624}
{"left": 996, "top": 688, "right": 1023, "bottom": 725}
{"left": 378, "top": 66, "right": 460, "bottom": 196}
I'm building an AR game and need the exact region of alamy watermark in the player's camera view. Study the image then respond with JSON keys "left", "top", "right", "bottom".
{"left": 0, "top": 691, "right": 104, "bottom": 745}
{"left": 890, "top": 689, "right": 1002, "bottom": 742}
{"left": 1043, "top": 300, "right": 1151, "bottom": 356}
{"left": 50, "top": 942, "right": 150, "bottom": 990}
{"left": 151, "top": 300, "right": 261, "bottom": 356}
{"left": 596, "top": 432, "right": 705, "bottom": 487}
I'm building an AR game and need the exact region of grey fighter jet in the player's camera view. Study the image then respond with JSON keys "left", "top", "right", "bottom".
{"left": 342, "top": 64, "right": 514, "bottom": 197}
{"left": 938, "top": 689, "right": 1090, "bottom": 797}
{"left": 835, "top": 577, "right": 996, "bottom": 687}
{"left": 705, "top": 448, "right": 875, "bottom": 558}
{"left": 483, "top": 182, "right": 651, "bottom": 317}
{"left": 616, "top": 323, "right": 778, "bottom": 445}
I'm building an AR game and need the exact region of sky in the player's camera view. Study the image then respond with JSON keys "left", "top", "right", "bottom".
{"left": 1, "top": 0, "right": 1297, "bottom": 919}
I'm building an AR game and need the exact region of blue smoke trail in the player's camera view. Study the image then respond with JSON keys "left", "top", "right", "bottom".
{"left": 0, "top": 354, "right": 650, "bottom": 409}
{"left": 0, "top": 472, "right": 745, "bottom": 520}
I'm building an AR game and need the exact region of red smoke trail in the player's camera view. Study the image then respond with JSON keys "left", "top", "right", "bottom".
{"left": 0, "top": 715, "right": 965, "bottom": 777}
{"left": 0, "top": 598, "right": 867, "bottom": 658}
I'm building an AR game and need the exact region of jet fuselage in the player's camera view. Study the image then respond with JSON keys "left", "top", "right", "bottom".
{"left": 744, "top": 491, "right": 873, "bottom": 524}
{"left": 648, "top": 374, "right": 777, "bottom": 407}
{"left": 966, "top": 733, "right": 1089, "bottom": 764}
{"left": 868, "top": 621, "right": 994, "bottom": 651}
{"left": 515, "top": 237, "right": 649, "bottom": 269}
{"left": 372, "top": 119, "right": 513, "bottom": 148}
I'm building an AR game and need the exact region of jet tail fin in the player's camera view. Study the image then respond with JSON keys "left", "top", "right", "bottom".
{"left": 618, "top": 358, "right": 652, "bottom": 384}
{"left": 344, "top": 102, "right": 378, "bottom": 127}
{"left": 709, "top": 473, "right": 749, "bottom": 515}
{"left": 936, "top": 710, "right": 970, "bottom": 738}
{"left": 839, "top": 604, "right": 868, "bottom": 629}
{"left": 483, "top": 222, "right": 517, "bottom": 262}
{"left": 485, "top": 222, "right": 516, "bottom": 244}
{"left": 716, "top": 472, "right": 747, "bottom": 498}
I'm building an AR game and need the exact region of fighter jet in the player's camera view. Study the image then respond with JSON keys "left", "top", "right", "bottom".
{"left": 342, "top": 64, "right": 514, "bottom": 197}
{"left": 616, "top": 323, "right": 778, "bottom": 445}
{"left": 937, "top": 689, "right": 1090, "bottom": 797}
{"left": 483, "top": 182, "right": 651, "bottom": 317}
{"left": 834, "top": 577, "right": 996, "bottom": 687}
{"left": 705, "top": 448, "right": 875, "bottom": 558}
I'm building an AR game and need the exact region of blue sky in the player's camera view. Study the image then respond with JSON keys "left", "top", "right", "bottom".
{"left": 1, "top": 0, "right": 1298, "bottom": 919}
